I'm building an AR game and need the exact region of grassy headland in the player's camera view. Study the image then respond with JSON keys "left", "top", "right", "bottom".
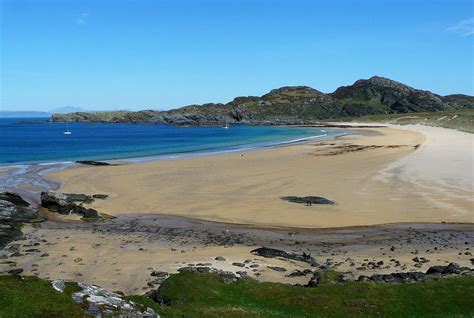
{"left": 51, "top": 76, "right": 474, "bottom": 126}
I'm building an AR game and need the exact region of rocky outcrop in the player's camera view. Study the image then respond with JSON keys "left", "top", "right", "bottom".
{"left": 442, "top": 94, "right": 474, "bottom": 108}
{"left": 52, "top": 279, "right": 159, "bottom": 317}
{"left": 306, "top": 263, "right": 473, "bottom": 287}
{"left": 51, "top": 76, "right": 474, "bottom": 126}
{"left": 331, "top": 76, "right": 447, "bottom": 114}
{"left": 40, "top": 191, "right": 99, "bottom": 218}
{"left": 176, "top": 266, "right": 240, "bottom": 283}
{"left": 0, "top": 192, "right": 43, "bottom": 250}
{"left": 251, "top": 247, "right": 318, "bottom": 265}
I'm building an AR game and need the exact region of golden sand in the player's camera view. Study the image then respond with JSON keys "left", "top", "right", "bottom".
{"left": 45, "top": 125, "right": 472, "bottom": 228}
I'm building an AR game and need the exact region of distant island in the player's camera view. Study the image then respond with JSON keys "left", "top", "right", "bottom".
{"left": 0, "top": 111, "right": 52, "bottom": 118}
{"left": 0, "top": 106, "right": 91, "bottom": 118}
{"left": 52, "top": 76, "right": 474, "bottom": 125}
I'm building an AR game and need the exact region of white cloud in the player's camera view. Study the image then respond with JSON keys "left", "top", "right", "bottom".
{"left": 76, "top": 12, "right": 89, "bottom": 25}
{"left": 447, "top": 18, "right": 474, "bottom": 37}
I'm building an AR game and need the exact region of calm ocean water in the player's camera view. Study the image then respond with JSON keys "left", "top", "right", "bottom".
{"left": 0, "top": 118, "right": 340, "bottom": 165}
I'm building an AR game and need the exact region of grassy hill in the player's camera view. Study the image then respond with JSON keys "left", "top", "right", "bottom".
{"left": 52, "top": 76, "right": 474, "bottom": 126}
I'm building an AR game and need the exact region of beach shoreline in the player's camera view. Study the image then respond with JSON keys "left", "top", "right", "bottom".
{"left": 43, "top": 124, "right": 473, "bottom": 228}
{"left": 1, "top": 123, "right": 473, "bottom": 295}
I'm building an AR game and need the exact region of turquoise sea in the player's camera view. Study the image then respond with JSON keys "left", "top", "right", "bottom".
{"left": 0, "top": 118, "right": 341, "bottom": 165}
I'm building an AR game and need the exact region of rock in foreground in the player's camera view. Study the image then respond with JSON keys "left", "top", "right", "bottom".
{"left": 40, "top": 191, "right": 99, "bottom": 218}
{"left": 52, "top": 279, "right": 159, "bottom": 317}
{"left": 251, "top": 247, "right": 318, "bottom": 265}
{"left": 0, "top": 192, "right": 43, "bottom": 249}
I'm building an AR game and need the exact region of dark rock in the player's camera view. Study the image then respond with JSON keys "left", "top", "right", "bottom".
{"left": 232, "top": 262, "right": 246, "bottom": 267}
{"left": 150, "top": 271, "right": 169, "bottom": 278}
{"left": 236, "top": 271, "right": 251, "bottom": 279}
{"left": 0, "top": 192, "right": 30, "bottom": 207}
{"left": 306, "top": 272, "right": 321, "bottom": 287}
{"left": 442, "top": 263, "right": 462, "bottom": 275}
{"left": 426, "top": 263, "right": 463, "bottom": 275}
{"left": 8, "top": 268, "right": 23, "bottom": 275}
{"left": 286, "top": 269, "right": 313, "bottom": 277}
{"left": 0, "top": 192, "right": 42, "bottom": 250}
{"left": 40, "top": 191, "right": 99, "bottom": 218}
{"left": 76, "top": 160, "right": 111, "bottom": 166}
{"left": 92, "top": 194, "right": 109, "bottom": 200}
{"left": 176, "top": 266, "right": 238, "bottom": 284}
{"left": 413, "top": 257, "right": 429, "bottom": 264}
{"left": 214, "top": 256, "right": 226, "bottom": 261}
{"left": 280, "top": 196, "right": 335, "bottom": 205}
{"left": 251, "top": 247, "right": 317, "bottom": 265}
{"left": 267, "top": 266, "right": 287, "bottom": 272}
{"left": 336, "top": 272, "right": 355, "bottom": 282}
{"left": 357, "top": 275, "right": 370, "bottom": 282}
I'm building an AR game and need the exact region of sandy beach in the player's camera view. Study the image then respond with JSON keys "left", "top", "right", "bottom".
{"left": 47, "top": 125, "right": 473, "bottom": 228}
{"left": 1, "top": 216, "right": 472, "bottom": 294}
{"left": 1, "top": 124, "right": 473, "bottom": 295}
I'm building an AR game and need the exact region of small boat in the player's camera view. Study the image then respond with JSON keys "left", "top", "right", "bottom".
{"left": 63, "top": 122, "right": 72, "bottom": 135}
{"left": 223, "top": 120, "right": 229, "bottom": 129}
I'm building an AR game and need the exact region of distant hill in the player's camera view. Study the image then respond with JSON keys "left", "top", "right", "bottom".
{"left": 49, "top": 106, "right": 90, "bottom": 114}
{"left": 52, "top": 76, "right": 474, "bottom": 125}
{"left": 0, "top": 111, "right": 51, "bottom": 118}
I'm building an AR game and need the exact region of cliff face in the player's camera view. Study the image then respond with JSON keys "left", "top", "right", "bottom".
{"left": 52, "top": 76, "right": 474, "bottom": 125}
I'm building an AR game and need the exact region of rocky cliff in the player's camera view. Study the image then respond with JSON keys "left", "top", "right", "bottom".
{"left": 52, "top": 76, "right": 474, "bottom": 125}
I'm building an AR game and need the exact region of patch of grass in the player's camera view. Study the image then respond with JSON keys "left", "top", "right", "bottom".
{"left": 0, "top": 275, "right": 86, "bottom": 318}
{"left": 343, "top": 109, "right": 474, "bottom": 133}
{"left": 2, "top": 272, "right": 473, "bottom": 317}
{"left": 130, "top": 271, "right": 474, "bottom": 318}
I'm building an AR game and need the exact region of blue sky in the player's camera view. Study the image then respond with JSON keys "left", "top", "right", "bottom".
{"left": 1, "top": 0, "right": 473, "bottom": 111}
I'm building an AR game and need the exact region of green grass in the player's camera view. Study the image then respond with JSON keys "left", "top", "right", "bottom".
{"left": 129, "top": 271, "right": 474, "bottom": 318}
{"left": 2, "top": 272, "right": 473, "bottom": 318}
{"left": 0, "top": 275, "right": 86, "bottom": 318}
{"left": 343, "top": 109, "right": 474, "bottom": 133}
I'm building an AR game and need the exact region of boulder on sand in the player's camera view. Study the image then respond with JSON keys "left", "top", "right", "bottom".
{"left": 76, "top": 160, "right": 111, "bottom": 166}
{"left": 251, "top": 247, "right": 317, "bottom": 265}
{"left": 280, "top": 196, "right": 335, "bottom": 205}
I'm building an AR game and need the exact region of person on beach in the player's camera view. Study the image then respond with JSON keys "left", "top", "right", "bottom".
{"left": 307, "top": 196, "right": 313, "bottom": 206}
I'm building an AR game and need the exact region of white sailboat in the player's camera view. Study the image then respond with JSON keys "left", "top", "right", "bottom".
{"left": 223, "top": 120, "right": 229, "bottom": 129}
{"left": 63, "top": 122, "right": 72, "bottom": 135}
